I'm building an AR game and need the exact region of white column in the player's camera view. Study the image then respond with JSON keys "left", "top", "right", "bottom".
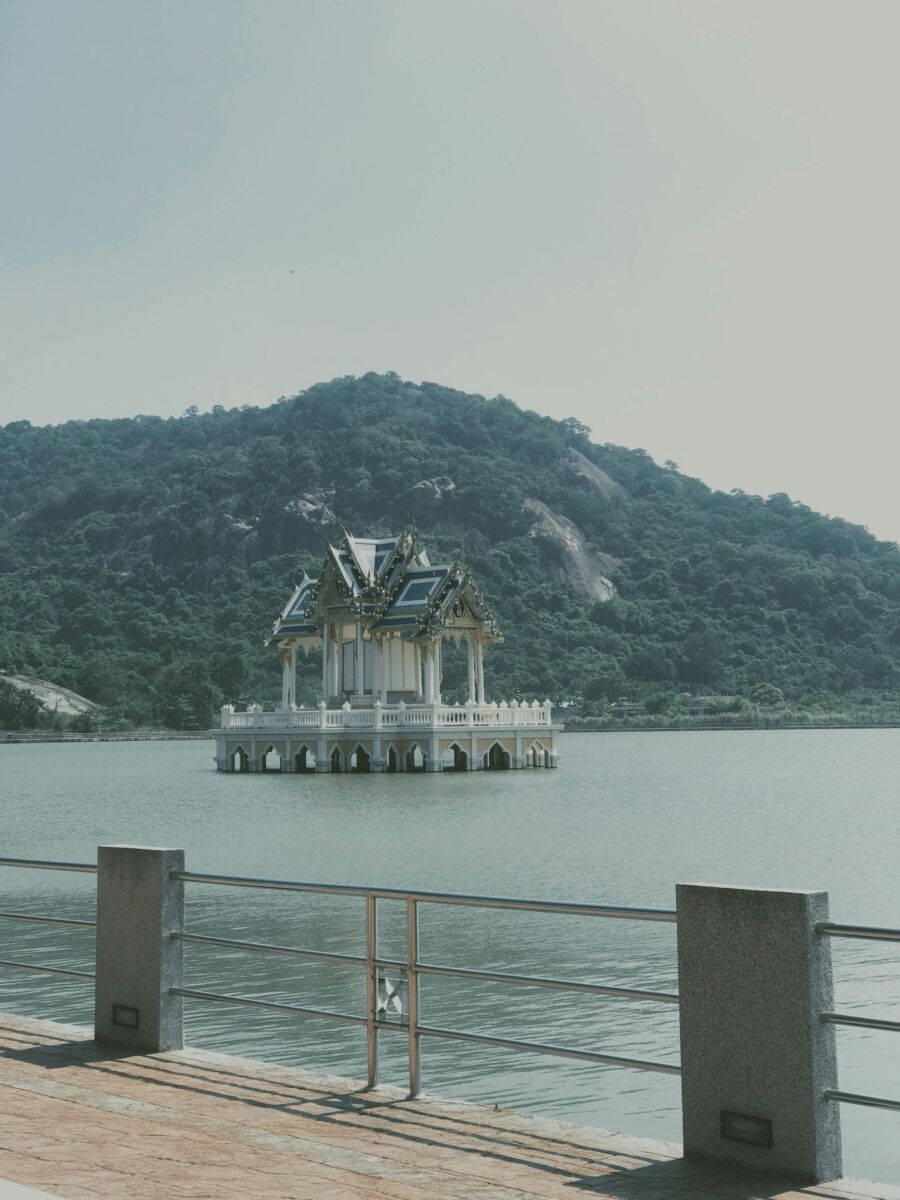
{"left": 424, "top": 644, "right": 435, "bottom": 703}
{"left": 288, "top": 643, "right": 297, "bottom": 707}
{"left": 434, "top": 637, "right": 442, "bottom": 704}
{"left": 336, "top": 624, "right": 344, "bottom": 696}
{"left": 381, "top": 636, "right": 391, "bottom": 698}
{"left": 476, "top": 640, "right": 485, "bottom": 704}
{"left": 331, "top": 621, "right": 341, "bottom": 698}
{"left": 281, "top": 650, "right": 291, "bottom": 708}
{"left": 374, "top": 635, "right": 382, "bottom": 697}
{"left": 322, "top": 622, "right": 330, "bottom": 700}
{"left": 467, "top": 636, "right": 476, "bottom": 703}
{"left": 355, "top": 619, "right": 362, "bottom": 696}
{"left": 413, "top": 643, "right": 422, "bottom": 699}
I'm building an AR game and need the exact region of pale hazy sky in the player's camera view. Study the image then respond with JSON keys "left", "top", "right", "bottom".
{"left": 1, "top": 1, "right": 898, "bottom": 541}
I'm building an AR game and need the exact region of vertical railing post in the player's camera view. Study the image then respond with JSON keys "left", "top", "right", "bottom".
{"left": 94, "top": 844, "right": 184, "bottom": 1052}
{"left": 676, "top": 883, "right": 842, "bottom": 1182}
{"left": 407, "top": 898, "right": 420, "bottom": 1097}
{"left": 365, "top": 894, "right": 378, "bottom": 1088}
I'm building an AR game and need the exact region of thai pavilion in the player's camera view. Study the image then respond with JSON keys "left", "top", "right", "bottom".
{"left": 216, "top": 529, "right": 559, "bottom": 773}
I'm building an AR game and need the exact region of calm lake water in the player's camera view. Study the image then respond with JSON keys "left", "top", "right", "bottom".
{"left": 1, "top": 731, "right": 898, "bottom": 1183}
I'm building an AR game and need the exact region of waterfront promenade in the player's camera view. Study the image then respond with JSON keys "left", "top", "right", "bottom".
{"left": 0, "top": 1014, "right": 895, "bottom": 1200}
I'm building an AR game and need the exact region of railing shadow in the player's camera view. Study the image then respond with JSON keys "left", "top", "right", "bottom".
{"left": 0, "top": 1022, "right": 864, "bottom": 1199}
{"left": 571, "top": 1157, "right": 852, "bottom": 1198}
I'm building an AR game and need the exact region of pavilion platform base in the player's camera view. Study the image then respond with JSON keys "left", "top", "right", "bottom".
{"left": 216, "top": 727, "right": 560, "bottom": 774}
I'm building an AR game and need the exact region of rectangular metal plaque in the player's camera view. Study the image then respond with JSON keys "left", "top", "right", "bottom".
{"left": 720, "top": 1109, "right": 773, "bottom": 1147}
{"left": 112, "top": 1004, "right": 140, "bottom": 1029}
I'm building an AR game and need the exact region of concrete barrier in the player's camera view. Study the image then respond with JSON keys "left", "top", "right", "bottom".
{"left": 94, "top": 845, "right": 185, "bottom": 1052}
{"left": 676, "top": 883, "right": 842, "bottom": 1182}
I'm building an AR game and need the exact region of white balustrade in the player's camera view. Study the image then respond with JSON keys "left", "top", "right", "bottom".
{"left": 220, "top": 700, "right": 552, "bottom": 732}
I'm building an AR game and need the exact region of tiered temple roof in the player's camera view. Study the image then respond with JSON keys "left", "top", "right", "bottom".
{"left": 268, "top": 530, "right": 501, "bottom": 649}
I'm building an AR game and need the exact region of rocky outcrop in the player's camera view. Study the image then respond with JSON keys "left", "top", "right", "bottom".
{"left": 0, "top": 675, "right": 97, "bottom": 716}
{"left": 284, "top": 493, "right": 337, "bottom": 526}
{"left": 560, "top": 449, "right": 628, "bottom": 501}
{"left": 405, "top": 476, "right": 456, "bottom": 507}
{"left": 524, "top": 499, "right": 617, "bottom": 602}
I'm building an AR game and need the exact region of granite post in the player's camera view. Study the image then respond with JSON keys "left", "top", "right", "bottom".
{"left": 94, "top": 845, "right": 184, "bottom": 1052}
{"left": 676, "top": 883, "right": 842, "bottom": 1182}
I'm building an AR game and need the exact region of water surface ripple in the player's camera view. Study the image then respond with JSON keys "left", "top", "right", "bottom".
{"left": 0, "top": 731, "right": 897, "bottom": 1182}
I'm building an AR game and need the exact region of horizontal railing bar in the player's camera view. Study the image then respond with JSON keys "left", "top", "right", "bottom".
{"left": 415, "top": 1023, "right": 681, "bottom": 1075}
{"left": 0, "top": 857, "right": 97, "bottom": 875}
{"left": 173, "top": 932, "right": 366, "bottom": 967}
{"left": 817, "top": 922, "right": 900, "bottom": 943}
{"left": 174, "top": 872, "right": 676, "bottom": 922}
{"left": 0, "top": 958, "right": 95, "bottom": 981}
{"left": 171, "top": 986, "right": 366, "bottom": 1026}
{"left": 821, "top": 1012, "right": 900, "bottom": 1034}
{"left": 0, "top": 911, "right": 96, "bottom": 929}
{"left": 412, "top": 961, "right": 679, "bottom": 1004}
{"left": 825, "top": 1089, "right": 900, "bottom": 1112}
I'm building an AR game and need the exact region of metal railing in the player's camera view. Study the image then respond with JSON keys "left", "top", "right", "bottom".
{"left": 817, "top": 921, "right": 900, "bottom": 1114}
{"left": 171, "top": 869, "right": 679, "bottom": 1095}
{"left": 1, "top": 851, "right": 899, "bottom": 1123}
{"left": 0, "top": 857, "right": 97, "bottom": 984}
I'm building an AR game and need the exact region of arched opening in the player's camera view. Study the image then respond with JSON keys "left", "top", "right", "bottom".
{"left": 406, "top": 744, "right": 426, "bottom": 772}
{"left": 526, "top": 741, "right": 546, "bottom": 769}
{"left": 386, "top": 746, "right": 398, "bottom": 773}
{"left": 294, "top": 745, "right": 317, "bottom": 773}
{"left": 261, "top": 744, "right": 282, "bottom": 772}
{"left": 229, "top": 746, "right": 249, "bottom": 773}
{"left": 441, "top": 742, "right": 468, "bottom": 772}
{"left": 330, "top": 746, "right": 344, "bottom": 773}
{"left": 349, "top": 744, "right": 371, "bottom": 773}
{"left": 483, "top": 742, "right": 510, "bottom": 770}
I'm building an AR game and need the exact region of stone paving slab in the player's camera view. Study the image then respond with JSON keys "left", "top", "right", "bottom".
{"left": 0, "top": 1014, "right": 896, "bottom": 1200}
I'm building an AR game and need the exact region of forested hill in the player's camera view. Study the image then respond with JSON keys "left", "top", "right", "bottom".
{"left": 1, "top": 372, "right": 899, "bottom": 729}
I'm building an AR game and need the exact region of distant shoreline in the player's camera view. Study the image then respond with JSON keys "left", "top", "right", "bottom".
{"left": 1, "top": 724, "right": 898, "bottom": 746}
{"left": 0, "top": 731, "right": 214, "bottom": 744}
{"left": 563, "top": 721, "right": 900, "bottom": 733}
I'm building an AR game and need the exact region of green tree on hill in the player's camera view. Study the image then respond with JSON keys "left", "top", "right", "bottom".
{"left": 0, "top": 681, "right": 44, "bottom": 730}
{"left": 0, "top": 373, "right": 898, "bottom": 728}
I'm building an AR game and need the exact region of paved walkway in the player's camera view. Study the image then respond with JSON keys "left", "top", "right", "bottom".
{"left": 0, "top": 1014, "right": 896, "bottom": 1200}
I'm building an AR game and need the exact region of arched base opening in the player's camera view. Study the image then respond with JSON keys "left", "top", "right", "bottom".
{"left": 294, "top": 746, "right": 317, "bottom": 773}
{"left": 441, "top": 743, "right": 469, "bottom": 772}
{"left": 229, "top": 747, "right": 250, "bottom": 773}
{"left": 349, "top": 745, "right": 371, "bottom": 773}
{"left": 406, "top": 745, "right": 427, "bottom": 772}
{"left": 386, "top": 746, "right": 398, "bottom": 773}
{"left": 483, "top": 742, "right": 511, "bottom": 770}
{"left": 330, "top": 747, "right": 344, "bottom": 773}
{"left": 526, "top": 742, "right": 549, "bottom": 769}
{"left": 261, "top": 745, "right": 282, "bottom": 773}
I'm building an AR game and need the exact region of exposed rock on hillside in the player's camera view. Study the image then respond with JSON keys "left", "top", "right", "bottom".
{"left": 405, "top": 476, "right": 456, "bottom": 508}
{"left": 523, "top": 499, "right": 617, "bottom": 602}
{"left": 0, "top": 675, "right": 97, "bottom": 716}
{"left": 284, "top": 493, "right": 336, "bottom": 526}
{"left": 561, "top": 448, "right": 628, "bottom": 501}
